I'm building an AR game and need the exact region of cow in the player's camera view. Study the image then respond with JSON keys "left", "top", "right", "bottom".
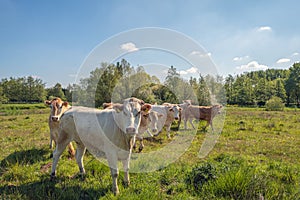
{"left": 50, "top": 98, "right": 151, "bottom": 195}
{"left": 177, "top": 100, "right": 192, "bottom": 130}
{"left": 133, "top": 110, "right": 163, "bottom": 152}
{"left": 183, "top": 104, "right": 223, "bottom": 130}
{"left": 151, "top": 103, "right": 181, "bottom": 138}
{"left": 103, "top": 102, "right": 163, "bottom": 152}
{"left": 45, "top": 97, "right": 75, "bottom": 158}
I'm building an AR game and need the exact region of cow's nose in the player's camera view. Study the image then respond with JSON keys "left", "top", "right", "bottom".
{"left": 126, "top": 127, "right": 136, "bottom": 134}
{"left": 152, "top": 128, "right": 158, "bottom": 133}
{"left": 175, "top": 117, "right": 179, "bottom": 120}
{"left": 52, "top": 116, "right": 59, "bottom": 121}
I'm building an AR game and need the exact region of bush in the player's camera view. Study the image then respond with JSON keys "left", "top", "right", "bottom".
{"left": 265, "top": 96, "right": 284, "bottom": 111}
{"left": 186, "top": 162, "right": 217, "bottom": 192}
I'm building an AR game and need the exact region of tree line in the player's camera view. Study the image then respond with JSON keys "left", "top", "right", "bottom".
{"left": 0, "top": 59, "right": 299, "bottom": 107}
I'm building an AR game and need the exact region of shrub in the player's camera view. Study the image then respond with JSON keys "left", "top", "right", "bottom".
{"left": 186, "top": 162, "right": 217, "bottom": 192}
{"left": 265, "top": 96, "right": 284, "bottom": 111}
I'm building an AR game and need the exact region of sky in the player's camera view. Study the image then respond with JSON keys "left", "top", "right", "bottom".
{"left": 0, "top": 0, "right": 299, "bottom": 87}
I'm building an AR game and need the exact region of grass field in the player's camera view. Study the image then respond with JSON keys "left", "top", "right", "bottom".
{"left": 0, "top": 104, "right": 300, "bottom": 199}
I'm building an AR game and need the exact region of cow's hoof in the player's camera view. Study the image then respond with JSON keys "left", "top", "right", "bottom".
{"left": 50, "top": 173, "right": 56, "bottom": 181}
{"left": 138, "top": 147, "right": 143, "bottom": 153}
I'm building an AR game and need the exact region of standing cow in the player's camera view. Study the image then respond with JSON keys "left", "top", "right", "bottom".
{"left": 183, "top": 104, "right": 222, "bottom": 130}
{"left": 134, "top": 110, "right": 163, "bottom": 152}
{"left": 103, "top": 102, "right": 163, "bottom": 152}
{"left": 45, "top": 97, "right": 75, "bottom": 158}
{"left": 151, "top": 103, "right": 181, "bottom": 138}
{"left": 50, "top": 98, "right": 151, "bottom": 195}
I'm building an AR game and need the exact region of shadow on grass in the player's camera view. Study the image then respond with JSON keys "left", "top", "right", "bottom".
{"left": 0, "top": 148, "right": 50, "bottom": 170}
{"left": 0, "top": 175, "right": 109, "bottom": 199}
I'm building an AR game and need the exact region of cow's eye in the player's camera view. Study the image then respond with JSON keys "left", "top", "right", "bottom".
{"left": 135, "top": 111, "right": 141, "bottom": 117}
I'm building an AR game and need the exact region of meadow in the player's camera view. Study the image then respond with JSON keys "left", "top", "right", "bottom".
{"left": 0, "top": 104, "right": 300, "bottom": 199}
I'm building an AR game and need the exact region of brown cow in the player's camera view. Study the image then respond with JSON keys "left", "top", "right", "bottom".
{"left": 183, "top": 104, "right": 222, "bottom": 130}
{"left": 45, "top": 97, "right": 75, "bottom": 158}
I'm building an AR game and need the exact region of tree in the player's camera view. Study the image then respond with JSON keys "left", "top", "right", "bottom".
{"left": 285, "top": 63, "right": 300, "bottom": 106}
{"left": 1, "top": 76, "right": 46, "bottom": 102}
{"left": 0, "top": 85, "right": 8, "bottom": 103}
{"left": 47, "top": 83, "right": 65, "bottom": 100}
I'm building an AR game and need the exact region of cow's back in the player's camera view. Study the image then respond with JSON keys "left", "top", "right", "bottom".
{"left": 60, "top": 107, "right": 130, "bottom": 159}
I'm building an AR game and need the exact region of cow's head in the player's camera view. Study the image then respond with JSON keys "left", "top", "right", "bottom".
{"left": 166, "top": 104, "right": 181, "bottom": 120}
{"left": 211, "top": 105, "right": 223, "bottom": 117}
{"left": 148, "top": 111, "right": 164, "bottom": 133}
{"left": 113, "top": 97, "right": 152, "bottom": 135}
{"left": 45, "top": 97, "right": 71, "bottom": 122}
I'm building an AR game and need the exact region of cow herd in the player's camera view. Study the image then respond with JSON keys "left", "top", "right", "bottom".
{"left": 45, "top": 97, "right": 223, "bottom": 195}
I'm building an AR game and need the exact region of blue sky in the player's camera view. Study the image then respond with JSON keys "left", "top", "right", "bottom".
{"left": 1, "top": 0, "right": 299, "bottom": 87}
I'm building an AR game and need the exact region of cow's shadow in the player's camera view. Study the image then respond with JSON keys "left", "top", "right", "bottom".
{"left": 0, "top": 148, "right": 110, "bottom": 199}
{"left": 0, "top": 176, "right": 109, "bottom": 199}
{"left": 0, "top": 148, "right": 50, "bottom": 172}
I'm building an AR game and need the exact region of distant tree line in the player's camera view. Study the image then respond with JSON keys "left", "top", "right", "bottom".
{"left": 0, "top": 60, "right": 299, "bottom": 107}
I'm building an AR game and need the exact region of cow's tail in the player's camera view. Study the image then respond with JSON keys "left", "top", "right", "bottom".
{"left": 67, "top": 142, "right": 76, "bottom": 159}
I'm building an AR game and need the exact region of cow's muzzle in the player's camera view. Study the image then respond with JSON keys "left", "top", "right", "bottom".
{"left": 126, "top": 127, "right": 137, "bottom": 134}
{"left": 51, "top": 116, "right": 59, "bottom": 122}
{"left": 174, "top": 117, "right": 179, "bottom": 120}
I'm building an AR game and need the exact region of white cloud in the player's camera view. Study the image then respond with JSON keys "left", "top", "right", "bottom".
{"left": 276, "top": 58, "right": 290, "bottom": 64}
{"left": 233, "top": 55, "right": 249, "bottom": 62}
{"left": 236, "top": 61, "right": 268, "bottom": 72}
{"left": 190, "top": 51, "right": 211, "bottom": 57}
{"left": 179, "top": 67, "right": 198, "bottom": 75}
{"left": 292, "top": 52, "right": 299, "bottom": 57}
{"left": 257, "top": 26, "right": 272, "bottom": 32}
{"left": 120, "top": 42, "right": 138, "bottom": 52}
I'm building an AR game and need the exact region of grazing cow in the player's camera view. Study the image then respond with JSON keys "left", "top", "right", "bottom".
{"left": 45, "top": 97, "right": 75, "bottom": 158}
{"left": 151, "top": 103, "right": 181, "bottom": 138}
{"left": 183, "top": 104, "right": 222, "bottom": 130}
{"left": 104, "top": 102, "right": 163, "bottom": 152}
{"left": 50, "top": 98, "right": 151, "bottom": 195}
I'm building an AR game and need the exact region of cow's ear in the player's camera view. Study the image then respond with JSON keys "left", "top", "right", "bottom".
{"left": 103, "top": 102, "right": 112, "bottom": 109}
{"left": 45, "top": 100, "right": 51, "bottom": 105}
{"left": 113, "top": 104, "right": 124, "bottom": 112}
{"left": 62, "top": 101, "right": 69, "bottom": 107}
{"left": 141, "top": 104, "right": 151, "bottom": 113}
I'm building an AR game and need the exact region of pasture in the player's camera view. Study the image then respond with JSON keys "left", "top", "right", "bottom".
{"left": 0, "top": 104, "right": 300, "bottom": 199}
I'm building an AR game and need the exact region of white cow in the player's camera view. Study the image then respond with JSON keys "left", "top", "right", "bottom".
{"left": 134, "top": 110, "right": 163, "bottom": 152}
{"left": 103, "top": 102, "right": 163, "bottom": 152}
{"left": 151, "top": 103, "right": 181, "bottom": 138}
{"left": 177, "top": 100, "right": 192, "bottom": 130}
{"left": 50, "top": 98, "right": 151, "bottom": 195}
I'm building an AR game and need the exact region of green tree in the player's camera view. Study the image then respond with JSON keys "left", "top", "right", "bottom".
{"left": 47, "top": 83, "right": 65, "bottom": 100}
{"left": 285, "top": 63, "right": 300, "bottom": 106}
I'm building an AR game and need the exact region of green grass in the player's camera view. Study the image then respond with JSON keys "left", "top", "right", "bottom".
{"left": 1, "top": 105, "right": 300, "bottom": 199}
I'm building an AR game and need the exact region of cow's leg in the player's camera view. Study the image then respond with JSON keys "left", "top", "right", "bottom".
{"left": 67, "top": 142, "right": 76, "bottom": 159}
{"left": 166, "top": 124, "right": 171, "bottom": 138}
{"left": 146, "top": 129, "right": 153, "bottom": 137}
{"left": 189, "top": 118, "right": 195, "bottom": 129}
{"left": 121, "top": 158, "right": 130, "bottom": 187}
{"left": 50, "top": 131, "right": 70, "bottom": 179}
{"left": 138, "top": 137, "right": 144, "bottom": 152}
{"left": 177, "top": 113, "right": 182, "bottom": 130}
{"left": 184, "top": 118, "right": 188, "bottom": 130}
{"left": 107, "top": 155, "right": 119, "bottom": 195}
{"left": 75, "top": 141, "right": 86, "bottom": 174}
{"left": 208, "top": 120, "right": 214, "bottom": 131}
